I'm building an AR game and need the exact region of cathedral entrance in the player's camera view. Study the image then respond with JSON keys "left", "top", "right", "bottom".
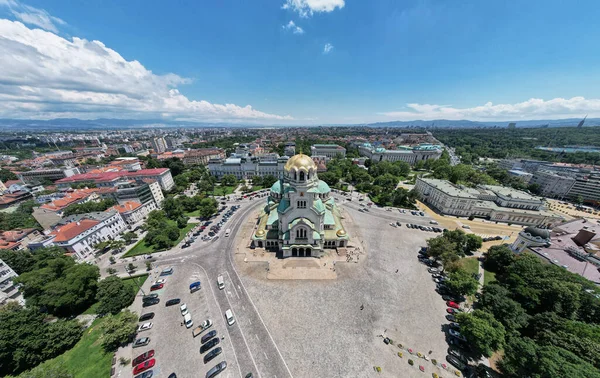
{"left": 292, "top": 248, "right": 298, "bottom": 257}
{"left": 306, "top": 248, "right": 311, "bottom": 257}
{"left": 299, "top": 248, "right": 305, "bottom": 257}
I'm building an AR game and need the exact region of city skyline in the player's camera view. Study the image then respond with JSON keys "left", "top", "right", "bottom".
{"left": 2, "top": 0, "right": 600, "bottom": 124}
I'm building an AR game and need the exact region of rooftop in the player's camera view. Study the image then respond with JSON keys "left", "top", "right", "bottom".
{"left": 51, "top": 219, "right": 99, "bottom": 242}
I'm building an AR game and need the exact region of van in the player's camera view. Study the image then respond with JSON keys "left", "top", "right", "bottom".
{"left": 225, "top": 309, "right": 235, "bottom": 326}
{"left": 160, "top": 267, "right": 174, "bottom": 276}
{"left": 189, "top": 281, "right": 201, "bottom": 293}
{"left": 217, "top": 275, "right": 224, "bottom": 290}
{"left": 184, "top": 313, "right": 193, "bottom": 328}
{"left": 225, "top": 228, "right": 231, "bottom": 237}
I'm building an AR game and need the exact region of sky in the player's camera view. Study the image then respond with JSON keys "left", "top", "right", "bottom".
{"left": 1, "top": 0, "right": 600, "bottom": 125}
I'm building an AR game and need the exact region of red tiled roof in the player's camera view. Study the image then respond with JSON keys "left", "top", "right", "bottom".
{"left": 108, "top": 201, "right": 141, "bottom": 214}
{"left": 51, "top": 220, "right": 99, "bottom": 242}
{"left": 40, "top": 189, "right": 97, "bottom": 211}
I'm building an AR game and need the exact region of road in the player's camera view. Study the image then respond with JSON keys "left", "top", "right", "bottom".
{"left": 121, "top": 195, "right": 293, "bottom": 378}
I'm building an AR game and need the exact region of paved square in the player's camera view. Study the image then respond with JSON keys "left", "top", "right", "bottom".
{"left": 235, "top": 198, "right": 461, "bottom": 378}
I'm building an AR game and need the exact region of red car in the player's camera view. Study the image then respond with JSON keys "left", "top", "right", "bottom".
{"left": 133, "top": 358, "right": 155, "bottom": 375}
{"left": 132, "top": 350, "right": 155, "bottom": 366}
{"left": 446, "top": 308, "right": 460, "bottom": 314}
{"left": 446, "top": 301, "right": 460, "bottom": 309}
{"left": 150, "top": 283, "right": 163, "bottom": 291}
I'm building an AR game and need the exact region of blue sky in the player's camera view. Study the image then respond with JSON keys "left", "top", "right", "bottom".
{"left": 1, "top": 0, "right": 600, "bottom": 124}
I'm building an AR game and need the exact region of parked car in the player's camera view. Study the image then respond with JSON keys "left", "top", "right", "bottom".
{"left": 193, "top": 319, "right": 213, "bottom": 337}
{"left": 448, "top": 347, "right": 468, "bottom": 364}
{"left": 133, "top": 358, "right": 156, "bottom": 375}
{"left": 449, "top": 329, "right": 467, "bottom": 342}
{"left": 160, "top": 267, "right": 174, "bottom": 276}
{"left": 396, "top": 221, "right": 402, "bottom": 226}
{"left": 154, "top": 279, "right": 166, "bottom": 285}
{"left": 201, "top": 330, "right": 218, "bottom": 344}
{"left": 134, "top": 371, "right": 154, "bottom": 378}
{"left": 428, "top": 268, "right": 440, "bottom": 274}
{"left": 137, "top": 322, "right": 153, "bottom": 332}
{"left": 206, "top": 361, "right": 227, "bottom": 378}
{"left": 132, "top": 350, "right": 155, "bottom": 366}
{"left": 142, "top": 294, "right": 159, "bottom": 302}
{"left": 445, "top": 314, "right": 456, "bottom": 322}
{"left": 133, "top": 337, "right": 150, "bottom": 348}
{"left": 200, "top": 338, "right": 220, "bottom": 354}
{"left": 449, "top": 322, "right": 460, "bottom": 330}
{"left": 142, "top": 299, "right": 159, "bottom": 307}
{"left": 446, "top": 308, "right": 461, "bottom": 314}
{"left": 150, "top": 283, "right": 163, "bottom": 291}
{"left": 180, "top": 303, "right": 189, "bottom": 316}
{"left": 203, "top": 347, "right": 222, "bottom": 364}
{"left": 446, "top": 355, "right": 467, "bottom": 371}
{"left": 138, "top": 313, "right": 154, "bottom": 322}
{"left": 446, "top": 301, "right": 460, "bottom": 309}
{"left": 166, "top": 298, "right": 181, "bottom": 306}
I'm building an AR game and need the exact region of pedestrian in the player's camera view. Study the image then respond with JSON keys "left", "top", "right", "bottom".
{"left": 395, "top": 269, "right": 399, "bottom": 273}
{"left": 428, "top": 350, "right": 432, "bottom": 355}
{"left": 360, "top": 304, "right": 364, "bottom": 310}
{"left": 180, "top": 322, "right": 184, "bottom": 327}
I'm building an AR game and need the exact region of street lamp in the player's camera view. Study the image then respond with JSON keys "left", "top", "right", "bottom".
{"left": 127, "top": 270, "right": 146, "bottom": 296}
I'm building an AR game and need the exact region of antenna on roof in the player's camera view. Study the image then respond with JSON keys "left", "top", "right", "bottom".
{"left": 577, "top": 115, "right": 587, "bottom": 128}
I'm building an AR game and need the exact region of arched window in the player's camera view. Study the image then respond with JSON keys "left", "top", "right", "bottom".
{"left": 296, "top": 228, "right": 307, "bottom": 239}
{"left": 300, "top": 171, "right": 305, "bottom": 181}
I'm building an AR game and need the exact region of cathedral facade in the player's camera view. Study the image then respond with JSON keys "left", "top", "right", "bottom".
{"left": 252, "top": 154, "right": 349, "bottom": 258}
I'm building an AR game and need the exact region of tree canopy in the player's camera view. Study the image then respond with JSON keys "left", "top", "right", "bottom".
{"left": 95, "top": 276, "right": 136, "bottom": 315}
{"left": 62, "top": 198, "right": 116, "bottom": 217}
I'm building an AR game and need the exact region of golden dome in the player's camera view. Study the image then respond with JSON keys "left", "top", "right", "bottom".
{"left": 256, "top": 229, "right": 265, "bottom": 237}
{"left": 336, "top": 229, "right": 347, "bottom": 237}
{"left": 284, "top": 154, "right": 317, "bottom": 172}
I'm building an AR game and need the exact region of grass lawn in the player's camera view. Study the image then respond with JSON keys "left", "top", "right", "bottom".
{"left": 213, "top": 185, "right": 238, "bottom": 196}
{"left": 31, "top": 317, "right": 114, "bottom": 378}
{"left": 122, "top": 222, "right": 197, "bottom": 258}
{"left": 250, "top": 185, "right": 263, "bottom": 192}
{"left": 460, "top": 257, "right": 480, "bottom": 276}
{"left": 184, "top": 209, "right": 201, "bottom": 217}
{"left": 82, "top": 274, "right": 149, "bottom": 315}
{"left": 484, "top": 269, "right": 497, "bottom": 285}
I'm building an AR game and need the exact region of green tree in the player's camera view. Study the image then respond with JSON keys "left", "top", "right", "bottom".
{"left": 445, "top": 267, "right": 479, "bottom": 296}
{"left": 221, "top": 174, "right": 238, "bottom": 186}
{"left": 456, "top": 310, "right": 506, "bottom": 358}
{"left": 262, "top": 175, "right": 278, "bottom": 188}
{"left": 14, "top": 259, "right": 99, "bottom": 317}
{"left": 99, "top": 311, "right": 138, "bottom": 352}
{"left": 484, "top": 244, "right": 515, "bottom": 274}
{"left": 18, "top": 364, "right": 74, "bottom": 378}
{"left": 162, "top": 197, "right": 183, "bottom": 220}
{"left": 0, "top": 249, "right": 35, "bottom": 274}
{"left": 480, "top": 283, "right": 529, "bottom": 331}
{"left": 198, "top": 198, "right": 218, "bottom": 218}
{"left": 0, "top": 168, "right": 18, "bottom": 181}
{"left": 0, "top": 303, "right": 82, "bottom": 376}
{"left": 318, "top": 172, "right": 339, "bottom": 186}
{"left": 251, "top": 176, "right": 263, "bottom": 186}
{"left": 465, "top": 234, "right": 483, "bottom": 254}
{"left": 96, "top": 276, "right": 136, "bottom": 315}
{"left": 426, "top": 236, "right": 457, "bottom": 267}
{"left": 122, "top": 231, "right": 138, "bottom": 244}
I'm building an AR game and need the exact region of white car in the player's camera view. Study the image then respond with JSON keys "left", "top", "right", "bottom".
{"left": 137, "top": 322, "right": 153, "bottom": 332}
{"left": 180, "top": 303, "right": 188, "bottom": 316}
{"left": 154, "top": 278, "right": 166, "bottom": 285}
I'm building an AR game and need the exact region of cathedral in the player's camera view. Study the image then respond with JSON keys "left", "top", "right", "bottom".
{"left": 252, "top": 154, "right": 349, "bottom": 258}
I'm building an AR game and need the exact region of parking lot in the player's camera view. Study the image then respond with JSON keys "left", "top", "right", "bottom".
{"left": 119, "top": 263, "right": 240, "bottom": 378}
{"left": 236, "top": 196, "right": 463, "bottom": 378}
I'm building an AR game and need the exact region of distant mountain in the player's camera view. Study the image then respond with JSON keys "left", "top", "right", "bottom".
{"left": 0, "top": 117, "right": 598, "bottom": 131}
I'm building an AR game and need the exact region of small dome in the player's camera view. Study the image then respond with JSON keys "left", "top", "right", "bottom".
{"left": 336, "top": 229, "right": 347, "bottom": 237}
{"left": 255, "top": 229, "right": 265, "bottom": 237}
{"left": 270, "top": 180, "right": 282, "bottom": 194}
{"left": 523, "top": 226, "right": 550, "bottom": 240}
{"left": 284, "top": 154, "right": 317, "bottom": 172}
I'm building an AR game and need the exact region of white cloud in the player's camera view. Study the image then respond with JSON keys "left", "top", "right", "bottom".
{"left": 323, "top": 43, "right": 334, "bottom": 54}
{"left": 0, "top": 19, "right": 293, "bottom": 122}
{"left": 379, "top": 97, "right": 600, "bottom": 121}
{"left": 0, "top": 0, "right": 65, "bottom": 33}
{"left": 282, "top": 0, "right": 344, "bottom": 18}
{"left": 282, "top": 20, "right": 304, "bottom": 34}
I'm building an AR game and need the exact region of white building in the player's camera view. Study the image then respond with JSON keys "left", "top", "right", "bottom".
{"left": 108, "top": 201, "right": 155, "bottom": 225}
{"left": 415, "top": 177, "right": 562, "bottom": 227}
{"left": 252, "top": 154, "right": 349, "bottom": 257}
{"left": 151, "top": 137, "right": 167, "bottom": 153}
{"left": 32, "top": 210, "right": 128, "bottom": 262}
{"left": 208, "top": 156, "right": 289, "bottom": 180}
{"left": 358, "top": 143, "right": 442, "bottom": 165}
{"left": 0, "top": 258, "right": 24, "bottom": 306}
{"left": 310, "top": 144, "right": 346, "bottom": 159}
{"left": 55, "top": 168, "right": 174, "bottom": 191}
{"left": 529, "top": 170, "right": 576, "bottom": 197}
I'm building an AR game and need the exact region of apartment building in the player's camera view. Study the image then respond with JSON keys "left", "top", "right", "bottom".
{"left": 567, "top": 174, "right": 600, "bottom": 203}
{"left": 18, "top": 167, "right": 81, "bottom": 185}
{"left": 183, "top": 148, "right": 225, "bottom": 166}
{"left": 0, "top": 258, "right": 23, "bottom": 306}
{"left": 55, "top": 168, "right": 174, "bottom": 191}
{"left": 358, "top": 143, "right": 442, "bottom": 165}
{"left": 151, "top": 137, "right": 167, "bottom": 153}
{"left": 108, "top": 201, "right": 155, "bottom": 225}
{"left": 529, "top": 170, "right": 576, "bottom": 197}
